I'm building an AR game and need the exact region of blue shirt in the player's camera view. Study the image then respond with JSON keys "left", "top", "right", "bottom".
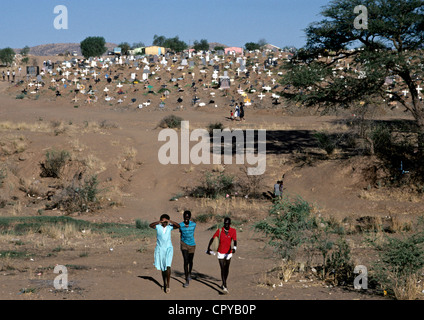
{"left": 179, "top": 221, "right": 196, "bottom": 246}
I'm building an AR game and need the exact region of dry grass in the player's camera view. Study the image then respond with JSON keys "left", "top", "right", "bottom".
{"left": 0, "top": 120, "right": 118, "bottom": 136}
{"left": 359, "top": 189, "right": 423, "bottom": 203}
{"left": 0, "top": 121, "right": 52, "bottom": 133}
{"left": 393, "top": 274, "right": 423, "bottom": 300}
{"left": 117, "top": 146, "right": 140, "bottom": 172}
{"left": 39, "top": 223, "right": 81, "bottom": 240}
{"left": 279, "top": 260, "right": 298, "bottom": 282}
{"left": 0, "top": 134, "right": 28, "bottom": 155}
{"left": 18, "top": 177, "right": 47, "bottom": 198}
{"left": 78, "top": 154, "right": 106, "bottom": 175}
{"left": 197, "top": 196, "right": 267, "bottom": 221}
{"left": 8, "top": 201, "right": 22, "bottom": 216}
{"left": 257, "top": 260, "right": 299, "bottom": 289}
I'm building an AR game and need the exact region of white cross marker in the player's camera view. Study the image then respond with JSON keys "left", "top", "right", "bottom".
{"left": 258, "top": 93, "right": 266, "bottom": 100}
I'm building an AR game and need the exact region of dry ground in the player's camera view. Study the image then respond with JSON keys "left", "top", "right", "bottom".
{"left": 0, "top": 69, "right": 422, "bottom": 302}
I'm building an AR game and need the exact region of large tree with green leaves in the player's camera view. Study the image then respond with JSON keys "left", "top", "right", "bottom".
{"left": 0, "top": 48, "right": 16, "bottom": 66}
{"left": 244, "top": 42, "right": 261, "bottom": 51}
{"left": 118, "top": 42, "right": 131, "bottom": 56}
{"left": 153, "top": 35, "right": 188, "bottom": 53}
{"left": 193, "top": 39, "right": 209, "bottom": 52}
{"left": 80, "top": 36, "right": 107, "bottom": 59}
{"left": 282, "top": 0, "right": 424, "bottom": 148}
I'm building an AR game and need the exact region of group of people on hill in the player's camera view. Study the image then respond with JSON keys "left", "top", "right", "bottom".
{"left": 149, "top": 211, "right": 237, "bottom": 295}
{"left": 1, "top": 70, "right": 16, "bottom": 82}
{"left": 149, "top": 175, "right": 286, "bottom": 295}
{"left": 230, "top": 102, "right": 245, "bottom": 121}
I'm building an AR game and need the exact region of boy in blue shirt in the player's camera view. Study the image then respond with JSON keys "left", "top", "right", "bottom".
{"left": 179, "top": 210, "right": 196, "bottom": 288}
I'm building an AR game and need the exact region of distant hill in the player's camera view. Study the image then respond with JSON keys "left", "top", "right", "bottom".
{"left": 208, "top": 42, "right": 228, "bottom": 50}
{"left": 15, "top": 42, "right": 230, "bottom": 56}
{"left": 14, "top": 43, "right": 117, "bottom": 56}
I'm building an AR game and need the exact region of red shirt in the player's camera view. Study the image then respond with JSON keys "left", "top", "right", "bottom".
{"left": 213, "top": 227, "right": 237, "bottom": 254}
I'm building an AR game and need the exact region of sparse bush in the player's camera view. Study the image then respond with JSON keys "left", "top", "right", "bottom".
{"left": 207, "top": 122, "right": 224, "bottom": 136}
{"left": 324, "top": 239, "right": 354, "bottom": 285}
{"left": 135, "top": 219, "right": 149, "bottom": 230}
{"left": 314, "top": 132, "right": 336, "bottom": 155}
{"left": 40, "top": 149, "right": 70, "bottom": 178}
{"left": 190, "top": 171, "right": 235, "bottom": 199}
{"left": 47, "top": 175, "right": 100, "bottom": 214}
{"left": 238, "top": 166, "right": 265, "bottom": 198}
{"left": 370, "top": 232, "right": 424, "bottom": 299}
{"left": 158, "top": 115, "right": 183, "bottom": 129}
{"left": 370, "top": 124, "right": 393, "bottom": 156}
{"left": 254, "top": 195, "right": 316, "bottom": 260}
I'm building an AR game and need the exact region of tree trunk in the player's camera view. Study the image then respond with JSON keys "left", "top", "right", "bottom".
{"left": 417, "top": 121, "right": 424, "bottom": 155}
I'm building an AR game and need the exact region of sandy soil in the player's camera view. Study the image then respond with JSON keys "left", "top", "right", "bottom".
{"left": 0, "top": 56, "right": 421, "bottom": 302}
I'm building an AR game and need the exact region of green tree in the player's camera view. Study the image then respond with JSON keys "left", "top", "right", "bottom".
{"left": 131, "top": 42, "right": 145, "bottom": 49}
{"left": 20, "top": 46, "right": 30, "bottom": 56}
{"left": 153, "top": 35, "right": 188, "bottom": 52}
{"left": 244, "top": 42, "right": 261, "bottom": 51}
{"left": 193, "top": 39, "right": 209, "bottom": 51}
{"left": 80, "top": 36, "right": 107, "bottom": 59}
{"left": 118, "top": 42, "right": 131, "bottom": 55}
{"left": 0, "top": 48, "right": 16, "bottom": 66}
{"left": 165, "top": 36, "right": 188, "bottom": 53}
{"left": 153, "top": 35, "right": 166, "bottom": 47}
{"left": 281, "top": 0, "right": 424, "bottom": 150}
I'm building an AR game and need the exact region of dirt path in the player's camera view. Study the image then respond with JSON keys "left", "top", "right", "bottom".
{"left": 0, "top": 84, "right": 410, "bottom": 301}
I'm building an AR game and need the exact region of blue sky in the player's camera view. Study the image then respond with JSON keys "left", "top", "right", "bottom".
{"left": 0, "top": 0, "right": 331, "bottom": 49}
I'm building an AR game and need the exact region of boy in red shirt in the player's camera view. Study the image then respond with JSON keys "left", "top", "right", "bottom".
{"left": 207, "top": 217, "right": 237, "bottom": 294}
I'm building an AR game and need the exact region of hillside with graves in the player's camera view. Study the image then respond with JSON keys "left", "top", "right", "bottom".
{"left": 0, "top": 46, "right": 423, "bottom": 301}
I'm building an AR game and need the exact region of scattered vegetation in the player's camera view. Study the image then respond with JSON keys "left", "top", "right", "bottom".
{"left": 158, "top": 114, "right": 184, "bottom": 129}
{"left": 0, "top": 216, "right": 154, "bottom": 239}
{"left": 40, "top": 149, "right": 70, "bottom": 179}
{"left": 368, "top": 227, "right": 424, "bottom": 300}
{"left": 190, "top": 171, "right": 236, "bottom": 199}
{"left": 46, "top": 175, "right": 100, "bottom": 214}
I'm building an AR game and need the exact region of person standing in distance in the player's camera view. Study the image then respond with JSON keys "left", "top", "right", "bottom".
{"left": 206, "top": 217, "right": 237, "bottom": 294}
{"left": 179, "top": 210, "right": 196, "bottom": 288}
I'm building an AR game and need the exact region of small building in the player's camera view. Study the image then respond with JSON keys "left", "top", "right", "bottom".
{"left": 145, "top": 46, "right": 166, "bottom": 56}
{"left": 263, "top": 44, "right": 281, "bottom": 52}
{"left": 129, "top": 47, "right": 145, "bottom": 55}
{"left": 225, "top": 47, "right": 244, "bottom": 56}
{"left": 114, "top": 47, "right": 122, "bottom": 56}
